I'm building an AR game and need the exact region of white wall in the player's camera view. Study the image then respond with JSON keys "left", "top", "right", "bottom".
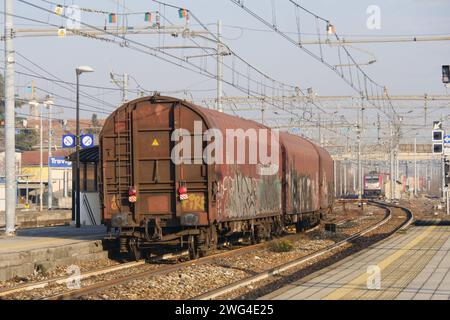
{"left": 80, "top": 192, "right": 101, "bottom": 226}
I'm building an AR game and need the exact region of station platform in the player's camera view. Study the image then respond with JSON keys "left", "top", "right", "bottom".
{"left": 0, "top": 225, "right": 109, "bottom": 282}
{"left": 263, "top": 221, "right": 450, "bottom": 300}
{"left": 0, "top": 210, "right": 72, "bottom": 229}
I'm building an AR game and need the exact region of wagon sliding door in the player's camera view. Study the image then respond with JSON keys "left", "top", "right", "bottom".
{"left": 132, "top": 101, "right": 176, "bottom": 218}
{"left": 174, "top": 104, "right": 209, "bottom": 225}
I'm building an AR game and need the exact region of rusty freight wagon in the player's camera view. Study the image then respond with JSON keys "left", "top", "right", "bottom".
{"left": 99, "top": 95, "right": 334, "bottom": 259}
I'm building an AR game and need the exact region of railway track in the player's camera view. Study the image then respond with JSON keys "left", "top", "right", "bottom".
{"left": 0, "top": 201, "right": 391, "bottom": 300}
{"left": 45, "top": 202, "right": 388, "bottom": 300}
{"left": 41, "top": 223, "right": 327, "bottom": 300}
{"left": 43, "top": 237, "right": 302, "bottom": 300}
{"left": 193, "top": 201, "right": 413, "bottom": 300}
{"left": 0, "top": 250, "right": 189, "bottom": 299}
{"left": 0, "top": 261, "right": 144, "bottom": 299}
{"left": 1, "top": 229, "right": 319, "bottom": 300}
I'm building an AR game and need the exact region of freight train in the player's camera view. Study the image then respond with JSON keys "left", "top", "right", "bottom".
{"left": 99, "top": 95, "right": 334, "bottom": 260}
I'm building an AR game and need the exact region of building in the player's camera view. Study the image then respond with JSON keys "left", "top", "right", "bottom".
{"left": 0, "top": 151, "right": 23, "bottom": 211}
{"left": 20, "top": 149, "right": 73, "bottom": 208}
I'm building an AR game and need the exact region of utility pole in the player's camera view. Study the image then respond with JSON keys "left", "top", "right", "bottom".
{"left": 357, "top": 127, "right": 362, "bottom": 201}
{"left": 357, "top": 99, "right": 363, "bottom": 204}
{"left": 424, "top": 94, "right": 428, "bottom": 126}
{"left": 396, "top": 151, "right": 399, "bottom": 192}
{"left": 39, "top": 101, "right": 43, "bottom": 212}
{"left": 318, "top": 113, "right": 322, "bottom": 147}
{"left": 75, "top": 71, "right": 80, "bottom": 227}
{"left": 122, "top": 73, "right": 128, "bottom": 103}
{"left": 46, "top": 97, "right": 54, "bottom": 209}
{"left": 4, "top": 0, "right": 16, "bottom": 235}
{"left": 261, "top": 100, "right": 265, "bottom": 125}
{"left": 343, "top": 162, "right": 347, "bottom": 196}
{"left": 217, "top": 20, "right": 223, "bottom": 112}
{"left": 442, "top": 154, "right": 446, "bottom": 203}
{"left": 414, "top": 136, "right": 417, "bottom": 197}
{"left": 333, "top": 160, "right": 337, "bottom": 198}
{"left": 75, "top": 66, "right": 94, "bottom": 228}
{"left": 110, "top": 72, "right": 129, "bottom": 103}
{"left": 390, "top": 130, "right": 394, "bottom": 201}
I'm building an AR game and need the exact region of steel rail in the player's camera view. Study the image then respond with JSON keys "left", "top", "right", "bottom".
{"left": 0, "top": 251, "right": 187, "bottom": 298}
{"left": 43, "top": 223, "right": 322, "bottom": 300}
{"left": 0, "top": 261, "right": 144, "bottom": 298}
{"left": 42, "top": 202, "right": 382, "bottom": 300}
{"left": 43, "top": 237, "right": 294, "bottom": 300}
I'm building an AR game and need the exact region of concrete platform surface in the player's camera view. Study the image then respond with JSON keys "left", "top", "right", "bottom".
{"left": 0, "top": 210, "right": 72, "bottom": 229}
{"left": 0, "top": 226, "right": 109, "bottom": 282}
{"left": 262, "top": 222, "right": 450, "bottom": 300}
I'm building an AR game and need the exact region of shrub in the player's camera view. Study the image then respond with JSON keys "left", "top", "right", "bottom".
{"left": 269, "top": 239, "right": 294, "bottom": 252}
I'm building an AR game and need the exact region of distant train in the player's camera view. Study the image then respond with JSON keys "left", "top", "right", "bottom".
{"left": 363, "top": 172, "right": 385, "bottom": 198}
{"left": 99, "top": 95, "right": 334, "bottom": 260}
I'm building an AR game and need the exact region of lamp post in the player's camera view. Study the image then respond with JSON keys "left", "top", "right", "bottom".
{"left": 45, "top": 96, "right": 54, "bottom": 210}
{"left": 75, "top": 66, "right": 94, "bottom": 228}
{"left": 29, "top": 100, "right": 41, "bottom": 211}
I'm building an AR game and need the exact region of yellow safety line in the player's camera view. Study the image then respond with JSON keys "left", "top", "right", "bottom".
{"left": 324, "top": 224, "right": 438, "bottom": 300}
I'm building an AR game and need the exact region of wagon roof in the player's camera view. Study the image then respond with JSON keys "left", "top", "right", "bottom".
{"left": 100, "top": 94, "right": 331, "bottom": 160}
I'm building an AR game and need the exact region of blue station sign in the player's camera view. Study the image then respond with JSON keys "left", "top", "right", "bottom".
{"left": 62, "top": 134, "right": 76, "bottom": 148}
{"left": 49, "top": 156, "right": 72, "bottom": 168}
{"left": 80, "top": 134, "right": 94, "bottom": 148}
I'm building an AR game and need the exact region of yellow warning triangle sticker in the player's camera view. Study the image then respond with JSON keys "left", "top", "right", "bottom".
{"left": 152, "top": 138, "right": 159, "bottom": 146}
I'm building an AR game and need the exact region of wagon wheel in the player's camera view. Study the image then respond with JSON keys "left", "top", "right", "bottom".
{"left": 272, "top": 218, "right": 284, "bottom": 237}
{"left": 198, "top": 227, "right": 218, "bottom": 257}
{"left": 128, "top": 239, "right": 143, "bottom": 261}
{"left": 206, "top": 226, "right": 218, "bottom": 251}
{"left": 295, "top": 220, "right": 307, "bottom": 233}
{"left": 188, "top": 235, "right": 199, "bottom": 260}
{"left": 264, "top": 222, "right": 273, "bottom": 240}
{"left": 253, "top": 225, "right": 265, "bottom": 243}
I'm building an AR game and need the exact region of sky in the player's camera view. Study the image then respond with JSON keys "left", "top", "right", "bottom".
{"left": 2, "top": 0, "right": 450, "bottom": 144}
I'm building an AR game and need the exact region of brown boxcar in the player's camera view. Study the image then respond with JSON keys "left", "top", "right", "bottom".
{"left": 313, "top": 145, "right": 334, "bottom": 211}
{"left": 99, "top": 95, "right": 333, "bottom": 259}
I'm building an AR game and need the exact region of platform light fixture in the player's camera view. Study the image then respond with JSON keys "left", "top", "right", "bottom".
{"left": 75, "top": 65, "right": 94, "bottom": 228}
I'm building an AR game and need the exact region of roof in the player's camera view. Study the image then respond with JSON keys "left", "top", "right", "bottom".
{"left": 21, "top": 149, "right": 72, "bottom": 166}
{"left": 68, "top": 146, "right": 99, "bottom": 163}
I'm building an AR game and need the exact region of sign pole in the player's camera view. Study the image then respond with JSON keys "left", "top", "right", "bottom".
{"left": 447, "top": 189, "right": 449, "bottom": 215}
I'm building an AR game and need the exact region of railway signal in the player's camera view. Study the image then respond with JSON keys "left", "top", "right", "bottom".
{"left": 433, "top": 143, "right": 443, "bottom": 154}
{"left": 432, "top": 121, "right": 444, "bottom": 154}
{"left": 443, "top": 65, "right": 450, "bottom": 84}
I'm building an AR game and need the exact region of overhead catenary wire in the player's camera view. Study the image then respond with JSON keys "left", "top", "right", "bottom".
{"left": 12, "top": 3, "right": 303, "bottom": 110}
{"left": 12, "top": 0, "right": 357, "bottom": 143}
{"left": 11, "top": 63, "right": 118, "bottom": 114}
{"left": 153, "top": 1, "right": 348, "bottom": 122}
{"left": 0, "top": 95, "right": 112, "bottom": 115}
{"left": 227, "top": 0, "right": 397, "bottom": 122}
